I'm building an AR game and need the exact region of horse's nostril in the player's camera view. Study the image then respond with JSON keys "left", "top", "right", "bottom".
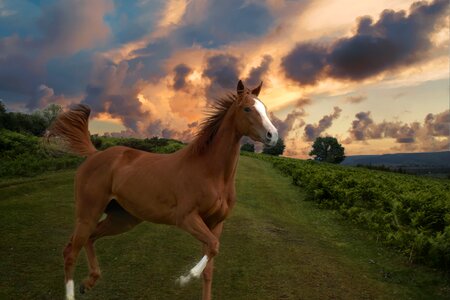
{"left": 266, "top": 131, "right": 272, "bottom": 139}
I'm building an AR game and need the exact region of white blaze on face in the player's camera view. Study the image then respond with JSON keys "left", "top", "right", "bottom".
{"left": 253, "top": 98, "right": 278, "bottom": 146}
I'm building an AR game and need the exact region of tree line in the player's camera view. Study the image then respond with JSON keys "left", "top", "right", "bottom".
{"left": 241, "top": 136, "right": 345, "bottom": 164}
{"left": 0, "top": 101, "right": 62, "bottom": 136}
{"left": 1, "top": 100, "right": 346, "bottom": 163}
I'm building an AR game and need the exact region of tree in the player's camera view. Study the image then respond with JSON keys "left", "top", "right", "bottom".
{"left": 263, "top": 137, "right": 285, "bottom": 156}
{"left": 240, "top": 142, "right": 255, "bottom": 152}
{"left": 0, "top": 102, "right": 59, "bottom": 136}
{"left": 40, "top": 103, "right": 62, "bottom": 126}
{"left": 0, "top": 101, "right": 5, "bottom": 114}
{"left": 309, "top": 136, "right": 345, "bottom": 164}
{"left": 0, "top": 101, "right": 6, "bottom": 129}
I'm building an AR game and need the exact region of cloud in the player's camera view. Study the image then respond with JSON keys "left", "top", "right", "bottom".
{"left": 81, "top": 58, "right": 152, "bottom": 133}
{"left": 0, "top": 0, "right": 113, "bottom": 106}
{"left": 245, "top": 55, "right": 273, "bottom": 87}
{"left": 270, "top": 98, "right": 310, "bottom": 138}
{"left": 27, "top": 84, "right": 69, "bottom": 109}
{"left": 119, "top": 0, "right": 274, "bottom": 84}
{"left": 304, "top": 106, "right": 342, "bottom": 141}
{"left": 281, "top": 0, "right": 449, "bottom": 85}
{"left": 345, "top": 94, "right": 367, "bottom": 104}
{"left": 0, "top": 47, "right": 42, "bottom": 95}
{"left": 348, "top": 110, "right": 449, "bottom": 151}
{"left": 173, "top": 0, "right": 274, "bottom": 48}
{"left": 106, "top": 1, "right": 165, "bottom": 44}
{"left": 425, "top": 110, "right": 450, "bottom": 136}
{"left": 202, "top": 53, "right": 241, "bottom": 99}
{"left": 173, "top": 64, "right": 192, "bottom": 91}
{"left": 37, "top": 0, "right": 113, "bottom": 57}
{"left": 349, "top": 111, "right": 374, "bottom": 140}
{"left": 281, "top": 43, "right": 328, "bottom": 85}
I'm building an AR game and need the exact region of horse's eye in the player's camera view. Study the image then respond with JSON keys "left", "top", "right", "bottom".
{"left": 244, "top": 107, "right": 251, "bottom": 112}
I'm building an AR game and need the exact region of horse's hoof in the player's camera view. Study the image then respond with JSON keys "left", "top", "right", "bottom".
{"left": 79, "top": 283, "right": 86, "bottom": 294}
{"left": 176, "top": 274, "right": 192, "bottom": 287}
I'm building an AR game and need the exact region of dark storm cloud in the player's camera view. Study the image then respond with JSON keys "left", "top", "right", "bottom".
{"left": 281, "top": 43, "right": 328, "bottom": 85}
{"left": 126, "top": 0, "right": 274, "bottom": 84}
{"left": 282, "top": 0, "right": 449, "bottom": 85}
{"left": 45, "top": 51, "right": 95, "bottom": 96}
{"left": 81, "top": 59, "right": 150, "bottom": 132}
{"left": 245, "top": 55, "right": 273, "bottom": 87}
{"left": 348, "top": 110, "right": 449, "bottom": 150}
{"left": 106, "top": 1, "right": 164, "bottom": 44}
{"left": 0, "top": 0, "right": 277, "bottom": 131}
{"left": 203, "top": 54, "right": 241, "bottom": 99}
{"left": 83, "top": 86, "right": 148, "bottom": 132}
{"left": 304, "top": 106, "right": 342, "bottom": 141}
{"left": 127, "top": 38, "right": 174, "bottom": 81}
{"left": 36, "top": 0, "right": 112, "bottom": 56}
{"left": 175, "top": 0, "right": 273, "bottom": 48}
{"left": 0, "top": 0, "right": 112, "bottom": 108}
{"left": 27, "top": 84, "right": 67, "bottom": 110}
{"left": 173, "top": 64, "right": 192, "bottom": 91}
{"left": 0, "top": 50, "right": 42, "bottom": 95}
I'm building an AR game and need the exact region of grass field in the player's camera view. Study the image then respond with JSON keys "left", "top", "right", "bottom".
{"left": 0, "top": 156, "right": 448, "bottom": 299}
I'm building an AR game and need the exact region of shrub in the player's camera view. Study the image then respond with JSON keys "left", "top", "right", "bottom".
{"left": 240, "top": 143, "right": 255, "bottom": 152}
{"left": 262, "top": 137, "right": 285, "bottom": 156}
{"left": 245, "top": 152, "right": 450, "bottom": 271}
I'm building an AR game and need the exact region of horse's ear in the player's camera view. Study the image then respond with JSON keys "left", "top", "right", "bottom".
{"left": 251, "top": 81, "right": 263, "bottom": 97}
{"left": 237, "top": 80, "right": 245, "bottom": 96}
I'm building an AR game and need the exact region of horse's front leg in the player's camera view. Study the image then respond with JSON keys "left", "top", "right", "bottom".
{"left": 177, "top": 214, "right": 220, "bottom": 286}
{"left": 202, "top": 222, "right": 224, "bottom": 300}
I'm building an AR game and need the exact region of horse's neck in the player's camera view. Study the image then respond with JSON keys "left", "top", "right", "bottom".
{"left": 202, "top": 114, "right": 242, "bottom": 182}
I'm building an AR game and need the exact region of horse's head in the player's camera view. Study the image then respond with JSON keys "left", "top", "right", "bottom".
{"left": 234, "top": 80, "right": 278, "bottom": 147}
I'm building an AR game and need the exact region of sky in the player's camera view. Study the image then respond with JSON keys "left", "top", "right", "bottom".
{"left": 0, "top": 0, "right": 448, "bottom": 157}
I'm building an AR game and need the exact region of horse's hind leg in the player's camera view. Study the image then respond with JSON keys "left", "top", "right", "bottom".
{"left": 79, "top": 203, "right": 142, "bottom": 293}
{"left": 63, "top": 190, "right": 109, "bottom": 300}
{"left": 80, "top": 240, "right": 101, "bottom": 294}
{"left": 63, "top": 219, "right": 98, "bottom": 300}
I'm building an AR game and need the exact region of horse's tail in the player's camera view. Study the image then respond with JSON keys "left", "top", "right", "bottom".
{"left": 45, "top": 104, "right": 97, "bottom": 157}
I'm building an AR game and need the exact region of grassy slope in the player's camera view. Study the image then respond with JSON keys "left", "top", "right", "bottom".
{"left": 0, "top": 156, "right": 448, "bottom": 299}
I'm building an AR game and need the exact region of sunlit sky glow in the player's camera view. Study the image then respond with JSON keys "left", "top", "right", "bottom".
{"left": 0, "top": 0, "right": 448, "bottom": 157}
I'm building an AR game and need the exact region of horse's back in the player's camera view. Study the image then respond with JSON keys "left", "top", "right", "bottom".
{"left": 75, "top": 146, "right": 167, "bottom": 197}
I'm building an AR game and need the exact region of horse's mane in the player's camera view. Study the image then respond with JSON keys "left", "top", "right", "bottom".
{"left": 189, "top": 94, "right": 236, "bottom": 154}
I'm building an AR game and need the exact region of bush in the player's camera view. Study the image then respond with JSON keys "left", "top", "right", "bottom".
{"left": 240, "top": 143, "right": 255, "bottom": 152}
{"left": 262, "top": 137, "right": 285, "bottom": 156}
{"left": 0, "top": 102, "right": 62, "bottom": 136}
{"left": 245, "top": 152, "right": 450, "bottom": 271}
{"left": 0, "top": 129, "right": 186, "bottom": 178}
{"left": 92, "top": 136, "right": 185, "bottom": 153}
{"left": 309, "top": 136, "right": 345, "bottom": 164}
{"left": 0, "top": 129, "right": 83, "bottom": 177}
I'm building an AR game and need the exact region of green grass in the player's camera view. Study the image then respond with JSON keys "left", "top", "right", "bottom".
{"left": 0, "top": 156, "right": 448, "bottom": 299}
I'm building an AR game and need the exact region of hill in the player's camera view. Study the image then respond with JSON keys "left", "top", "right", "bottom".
{"left": 342, "top": 151, "right": 450, "bottom": 175}
{"left": 343, "top": 151, "right": 450, "bottom": 166}
{"left": 0, "top": 156, "right": 448, "bottom": 299}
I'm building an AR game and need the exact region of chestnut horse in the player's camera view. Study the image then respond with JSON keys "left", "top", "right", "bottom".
{"left": 48, "top": 80, "right": 278, "bottom": 300}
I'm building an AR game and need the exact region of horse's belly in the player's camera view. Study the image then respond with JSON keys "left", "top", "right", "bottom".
{"left": 114, "top": 194, "right": 176, "bottom": 225}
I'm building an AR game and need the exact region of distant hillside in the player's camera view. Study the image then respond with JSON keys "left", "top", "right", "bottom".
{"left": 343, "top": 151, "right": 450, "bottom": 167}
{"left": 342, "top": 151, "right": 450, "bottom": 176}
